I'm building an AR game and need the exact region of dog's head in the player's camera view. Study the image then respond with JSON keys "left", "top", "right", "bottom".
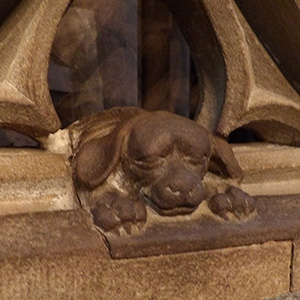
{"left": 122, "top": 111, "right": 211, "bottom": 215}
{"left": 75, "top": 110, "right": 243, "bottom": 216}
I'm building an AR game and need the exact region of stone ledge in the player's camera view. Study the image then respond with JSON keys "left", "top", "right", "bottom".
{"left": 1, "top": 194, "right": 300, "bottom": 262}
{"left": 0, "top": 205, "right": 295, "bottom": 299}
{"left": 0, "top": 209, "right": 108, "bottom": 260}
{"left": 107, "top": 194, "right": 300, "bottom": 259}
{"left": 233, "top": 143, "right": 300, "bottom": 196}
{"left": 0, "top": 149, "right": 78, "bottom": 215}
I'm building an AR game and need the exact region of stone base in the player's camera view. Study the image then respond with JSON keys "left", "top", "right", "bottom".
{"left": 0, "top": 209, "right": 295, "bottom": 300}
{"left": 0, "top": 242, "right": 291, "bottom": 300}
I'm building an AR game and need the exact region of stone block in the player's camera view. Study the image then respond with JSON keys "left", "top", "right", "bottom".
{"left": 233, "top": 143, "right": 300, "bottom": 196}
{"left": 0, "top": 149, "right": 77, "bottom": 215}
{"left": 0, "top": 239, "right": 291, "bottom": 300}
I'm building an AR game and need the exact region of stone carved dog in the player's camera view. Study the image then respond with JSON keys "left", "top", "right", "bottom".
{"left": 71, "top": 107, "right": 256, "bottom": 234}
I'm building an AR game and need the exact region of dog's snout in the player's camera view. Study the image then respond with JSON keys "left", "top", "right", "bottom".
{"left": 165, "top": 172, "right": 198, "bottom": 195}
{"left": 164, "top": 182, "right": 203, "bottom": 206}
{"left": 150, "top": 166, "right": 205, "bottom": 214}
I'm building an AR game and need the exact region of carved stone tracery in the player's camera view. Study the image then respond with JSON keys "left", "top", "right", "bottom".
{"left": 1, "top": 1, "right": 300, "bottom": 287}
{"left": 0, "top": 0, "right": 70, "bottom": 136}
{"left": 3, "top": 2, "right": 300, "bottom": 299}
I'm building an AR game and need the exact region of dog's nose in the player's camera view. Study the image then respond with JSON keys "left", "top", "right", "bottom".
{"left": 150, "top": 167, "right": 205, "bottom": 214}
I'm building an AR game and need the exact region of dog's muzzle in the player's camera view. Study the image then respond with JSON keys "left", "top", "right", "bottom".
{"left": 148, "top": 165, "right": 205, "bottom": 215}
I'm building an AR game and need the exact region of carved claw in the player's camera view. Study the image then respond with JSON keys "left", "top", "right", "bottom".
{"left": 91, "top": 192, "right": 147, "bottom": 234}
{"left": 208, "top": 186, "right": 256, "bottom": 220}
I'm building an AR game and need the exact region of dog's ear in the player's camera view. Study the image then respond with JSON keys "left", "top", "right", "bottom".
{"left": 76, "top": 129, "right": 125, "bottom": 189}
{"left": 208, "top": 135, "right": 244, "bottom": 183}
{"left": 75, "top": 110, "right": 147, "bottom": 190}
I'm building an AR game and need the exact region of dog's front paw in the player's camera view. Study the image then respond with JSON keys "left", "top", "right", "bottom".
{"left": 208, "top": 186, "right": 256, "bottom": 220}
{"left": 91, "top": 192, "right": 147, "bottom": 235}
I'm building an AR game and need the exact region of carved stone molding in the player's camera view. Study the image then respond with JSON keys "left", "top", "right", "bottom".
{"left": 233, "top": 144, "right": 300, "bottom": 196}
{"left": 236, "top": 0, "right": 300, "bottom": 96}
{"left": 0, "top": 0, "right": 70, "bottom": 136}
{"left": 210, "top": 0, "right": 300, "bottom": 145}
{"left": 163, "top": 0, "right": 300, "bottom": 145}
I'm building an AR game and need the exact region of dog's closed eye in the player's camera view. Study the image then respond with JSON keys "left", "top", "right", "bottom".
{"left": 133, "top": 156, "right": 165, "bottom": 169}
{"left": 128, "top": 131, "right": 173, "bottom": 161}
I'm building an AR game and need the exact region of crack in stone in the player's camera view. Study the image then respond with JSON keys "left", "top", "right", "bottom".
{"left": 290, "top": 242, "right": 295, "bottom": 293}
